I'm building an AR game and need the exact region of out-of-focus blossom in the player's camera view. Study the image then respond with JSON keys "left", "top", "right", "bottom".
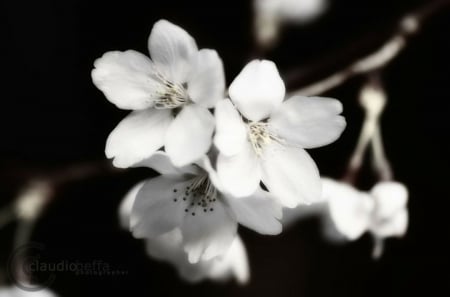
{"left": 122, "top": 152, "right": 281, "bottom": 263}
{"left": 119, "top": 183, "right": 250, "bottom": 284}
{"left": 14, "top": 182, "right": 51, "bottom": 221}
{"left": 0, "top": 287, "right": 57, "bottom": 297}
{"left": 214, "top": 60, "right": 346, "bottom": 208}
{"left": 92, "top": 20, "right": 225, "bottom": 168}
{"left": 323, "top": 178, "right": 408, "bottom": 256}
{"left": 254, "top": 0, "right": 327, "bottom": 47}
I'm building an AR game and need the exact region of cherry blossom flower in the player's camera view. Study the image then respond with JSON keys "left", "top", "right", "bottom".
{"left": 119, "top": 186, "right": 249, "bottom": 284}
{"left": 322, "top": 178, "right": 408, "bottom": 257}
{"left": 121, "top": 152, "right": 282, "bottom": 263}
{"left": 214, "top": 60, "right": 346, "bottom": 208}
{"left": 92, "top": 20, "right": 225, "bottom": 168}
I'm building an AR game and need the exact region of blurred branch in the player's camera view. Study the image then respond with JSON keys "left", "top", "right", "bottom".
{"left": 288, "top": 0, "right": 449, "bottom": 96}
{"left": 0, "top": 205, "right": 15, "bottom": 229}
{"left": 0, "top": 160, "right": 120, "bottom": 233}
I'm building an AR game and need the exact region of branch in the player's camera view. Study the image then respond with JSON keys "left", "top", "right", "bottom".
{"left": 0, "top": 160, "right": 121, "bottom": 236}
{"left": 287, "top": 0, "right": 449, "bottom": 96}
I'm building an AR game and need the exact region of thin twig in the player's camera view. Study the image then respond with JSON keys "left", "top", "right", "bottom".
{"left": 371, "top": 124, "right": 393, "bottom": 181}
{"left": 343, "top": 75, "right": 386, "bottom": 182}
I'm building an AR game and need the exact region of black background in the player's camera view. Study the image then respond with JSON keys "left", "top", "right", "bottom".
{"left": 1, "top": 0, "right": 450, "bottom": 296}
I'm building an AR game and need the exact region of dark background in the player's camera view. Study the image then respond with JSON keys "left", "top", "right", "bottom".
{"left": 1, "top": 0, "right": 449, "bottom": 296}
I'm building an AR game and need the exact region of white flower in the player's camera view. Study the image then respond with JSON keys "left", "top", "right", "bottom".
{"left": 214, "top": 60, "right": 346, "bottom": 208}
{"left": 0, "top": 287, "right": 57, "bottom": 297}
{"left": 254, "top": 0, "right": 327, "bottom": 46}
{"left": 122, "top": 152, "right": 281, "bottom": 263}
{"left": 322, "top": 178, "right": 408, "bottom": 256}
{"left": 92, "top": 20, "right": 225, "bottom": 168}
{"left": 119, "top": 185, "right": 250, "bottom": 284}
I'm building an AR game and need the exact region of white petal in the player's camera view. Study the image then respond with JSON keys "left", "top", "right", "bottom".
{"left": 269, "top": 96, "right": 346, "bottom": 149}
{"left": 370, "top": 182, "right": 408, "bottom": 219}
{"left": 92, "top": 50, "right": 159, "bottom": 110}
{"left": 145, "top": 230, "right": 218, "bottom": 284}
{"left": 261, "top": 146, "right": 321, "bottom": 208}
{"left": 207, "top": 236, "right": 250, "bottom": 284}
{"left": 106, "top": 109, "right": 172, "bottom": 168}
{"left": 131, "top": 176, "right": 190, "bottom": 238}
{"left": 187, "top": 49, "right": 225, "bottom": 108}
{"left": 148, "top": 20, "right": 198, "bottom": 84}
{"left": 118, "top": 181, "right": 145, "bottom": 230}
{"left": 323, "top": 178, "right": 374, "bottom": 240}
{"left": 181, "top": 200, "right": 237, "bottom": 263}
{"left": 214, "top": 99, "right": 248, "bottom": 156}
{"left": 225, "top": 188, "right": 282, "bottom": 235}
{"left": 134, "top": 151, "right": 200, "bottom": 176}
{"left": 229, "top": 60, "right": 285, "bottom": 121}
{"left": 370, "top": 209, "right": 408, "bottom": 238}
{"left": 145, "top": 228, "right": 184, "bottom": 263}
{"left": 217, "top": 141, "right": 261, "bottom": 197}
{"left": 146, "top": 231, "right": 249, "bottom": 285}
{"left": 165, "top": 105, "right": 215, "bottom": 167}
{"left": 176, "top": 260, "right": 213, "bottom": 283}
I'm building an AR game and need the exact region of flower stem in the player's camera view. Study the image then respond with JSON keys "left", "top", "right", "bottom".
{"left": 344, "top": 76, "right": 385, "bottom": 182}
{"left": 372, "top": 236, "right": 385, "bottom": 259}
{"left": 371, "top": 124, "right": 393, "bottom": 181}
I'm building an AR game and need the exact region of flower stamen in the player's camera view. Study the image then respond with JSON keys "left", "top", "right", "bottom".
{"left": 172, "top": 175, "right": 218, "bottom": 217}
{"left": 153, "top": 73, "right": 190, "bottom": 109}
{"left": 248, "top": 121, "right": 283, "bottom": 156}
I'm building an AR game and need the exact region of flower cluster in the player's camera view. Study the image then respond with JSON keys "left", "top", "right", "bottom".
{"left": 283, "top": 178, "right": 408, "bottom": 258}
{"left": 323, "top": 178, "right": 408, "bottom": 257}
{"left": 93, "top": 20, "right": 345, "bottom": 282}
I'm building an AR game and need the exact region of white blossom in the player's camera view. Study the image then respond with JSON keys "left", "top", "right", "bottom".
{"left": 120, "top": 152, "right": 281, "bottom": 263}
{"left": 322, "top": 178, "right": 408, "bottom": 256}
{"left": 214, "top": 60, "right": 346, "bottom": 208}
{"left": 92, "top": 20, "right": 225, "bottom": 168}
{"left": 119, "top": 181, "right": 250, "bottom": 284}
